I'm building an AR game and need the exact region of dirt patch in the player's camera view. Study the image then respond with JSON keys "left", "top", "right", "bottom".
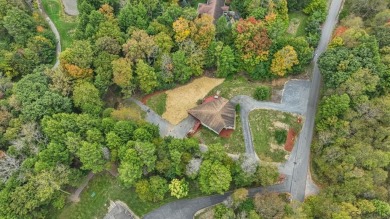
{"left": 284, "top": 128, "right": 296, "bottom": 152}
{"left": 162, "top": 77, "right": 224, "bottom": 125}
{"left": 287, "top": 18, "right": 301, "bottom": 35}
{"left": 270, "top": 143, "right": 280, "bottom": 152}
{"left": 273, "top": 121, "right": 289, "bottom": 130}
{"left": 271, "top": 77, "right": 289, "bottom": 88}
{"left": 334, "top": 26, "right": 348, "bottom": 38}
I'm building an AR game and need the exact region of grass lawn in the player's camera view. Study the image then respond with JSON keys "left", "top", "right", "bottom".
{"left": 288, "top": 12, "right": 308, "bottom": 37}
{"left": 41, "top": 0, "right": 77, "bottom": 50}
{"left": 146, "top": 92, "right": 167, "bottom": 116}
{"left": 194, "top": 115, "right": 245, "bottom": 154}
{"left": 208, "top": 76, "right": 269, "bottom": 100}
{"left": 249, "top": 109, "right": 302, "bottom": 162}
{"left": 111, "top": 100, "right": 146, "bottom": 122}
{"left": 54, "top": 173, "right": 204, "bottom": 218}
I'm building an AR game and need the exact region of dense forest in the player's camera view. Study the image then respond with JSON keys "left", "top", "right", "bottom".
{"left": 303, "top": 0, "right": 390, "bottom": 218}
{"left": 0, "top": 0, "right": 321, "bottom": 218}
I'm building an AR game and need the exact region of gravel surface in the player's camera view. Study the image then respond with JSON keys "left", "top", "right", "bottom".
{"left": 61, "top": 0, "right": 79, "bottom": 16}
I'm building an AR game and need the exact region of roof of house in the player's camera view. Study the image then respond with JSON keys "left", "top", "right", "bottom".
{"left": 197, "top": 0, "right": 228, "bottom": 21}
{"left": 188, "top": 97, "right": 236, "bottom": 134}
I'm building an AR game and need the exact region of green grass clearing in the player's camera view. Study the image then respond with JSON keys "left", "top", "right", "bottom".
{"left": 288, "top": 12, "right": 308, "bottom": 37}
{"left": 208, "top": 76, "right": 270, "bottom": 100}
{"left": 146, "top": 92, "right": 167, "bottom": 116}
{"left": 41, "top": 0, "right": 77, "bottom": 50}
{"left": 194, "top": 115, "right": 245, "bottom": 154}
{"left": 249, "top": 109, "right": 302, "bottom": 162}
{"left": 53, "top": 173, "right": 203, "bottom": 218}
{"left": 111, "top": 100, "right": 146, "bottom": 122}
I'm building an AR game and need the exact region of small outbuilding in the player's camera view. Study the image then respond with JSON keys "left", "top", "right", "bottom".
{"left": 188, "top": 96, "right": 236, "bottom": 135}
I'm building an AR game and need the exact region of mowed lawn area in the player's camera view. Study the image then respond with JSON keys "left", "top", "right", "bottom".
{"left": 194, "top": 115, "right": 245, "bottom": 154}
{"left": 249, "top": 109, "right": 302, "bottom": 162}
{"left": 288, "top": 12, "right": 308, "bottom": 37}
{"left": 208, "top": 76, "right": 271, "bottom": 100}
{"left": 53, "top": 173, "right": 203, "bottom": 218}
{"left": 146, "top": 92, "right": 167, "bottom": 116}
{"left": 42, "top": 0, "right": 77, "bottom": 49}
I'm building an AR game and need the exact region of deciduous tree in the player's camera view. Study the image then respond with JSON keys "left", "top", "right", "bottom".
{"left": 234, "top": 17, "right": 272, "bottom": 71}
{"left": 72, "top": 81, "right": 103, "bottom": 115}
{"left": 3, "top": 7, "right": 35, "bottom": 45}
{"left": 169, "top": 178, "right": 189, "bottom": 199}
{"left": 122, "top": 30, "right": 157, "bottom": 64}
{"left": 173, "top": 17, "right": 192, "bottom": 43}
{"left": 112, "top": 58, "right": 133, "bottom": 91}
{"left": 190, "top": 14, "right": 216, "bottom": 49}
{"left": 78, "top": 142, "right": 106, "bottom": 173}
{"left": 199, "top": 160, "right": 232, "bottom": 194}
{"left": 60, "top": 40, "right": 93, "bottom": 79}
{"left": 216, "top": 45, "right": 236, "bottom": 78}
{"left": 135, "top": 59, "right": 158, "bottom": 94}
{"left": 270, "top": 45, "right": 299, "bottom": 76}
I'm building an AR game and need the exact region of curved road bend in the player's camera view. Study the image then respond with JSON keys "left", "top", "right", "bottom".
{"left": 289, "top": 0, "right": 344, "bottom": 201}
{"left": 144, "top": 183, "right": 289, "bottom": 219}
{"left": 36, "top": 0, "right": 62, "bottom": 69}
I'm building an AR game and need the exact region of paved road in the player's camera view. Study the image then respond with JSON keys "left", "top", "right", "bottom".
{"left": 230, "top": 80, "right": 310, "bottom": 159}
{"left": 288, "top": 0, "right": 343, "bottom": 201}
{"left": 144, "top": 183, "right": 288, "bottom": 219}
{"left": 130, "top": 98, "right": 196, "bottom": 139}
{"left": 36, "top": 0, "right": 61, "bottom": 69}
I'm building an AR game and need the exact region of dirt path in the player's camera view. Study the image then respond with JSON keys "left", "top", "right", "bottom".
{"left": 68, "top": 172, "right": 95, "bottom": 202}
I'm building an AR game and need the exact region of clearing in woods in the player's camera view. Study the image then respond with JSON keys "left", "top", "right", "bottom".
{"left": 162, "top": 77, "right": 224, "bottom": 125}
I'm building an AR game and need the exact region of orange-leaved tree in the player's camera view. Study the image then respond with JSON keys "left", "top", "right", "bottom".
{"left": 234, "top": 17, "right": 272, "bottom": 70}
{"left": 59, "top": 40, "right": 93, "bottom": 79}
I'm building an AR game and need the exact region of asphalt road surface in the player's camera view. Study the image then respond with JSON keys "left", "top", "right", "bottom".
{"left": 289, "top": 0, "right": 344, "bottom": 201}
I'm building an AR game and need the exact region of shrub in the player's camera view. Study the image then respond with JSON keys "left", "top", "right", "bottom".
{"left": 235, "top": 103, "right": 240, "bottom": 112}
{"left": 253, "top": 86, "right": 271, "bottom": 101}
{"left": 274, "top": 129, "right": 287, "bottom": 144}
{"left": 102, "top": 108, "right": 114, "bottom": 118}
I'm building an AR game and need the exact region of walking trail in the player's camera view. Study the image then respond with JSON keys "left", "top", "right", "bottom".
{"left": 36, "top": 0, "right": 61, "bottom": 69}
{"left": 68, "top": 172, "right": 95, "bottom": 202}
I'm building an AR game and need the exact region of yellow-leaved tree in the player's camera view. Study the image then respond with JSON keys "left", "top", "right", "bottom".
{"left": 271, "top": 45, "right": 299, "bottom": 76}
{"left": 190, "top": 14, "right": 216, "bottom": 49}
{"left": 172, "top": 17, "right": 192, "bottom": 43}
